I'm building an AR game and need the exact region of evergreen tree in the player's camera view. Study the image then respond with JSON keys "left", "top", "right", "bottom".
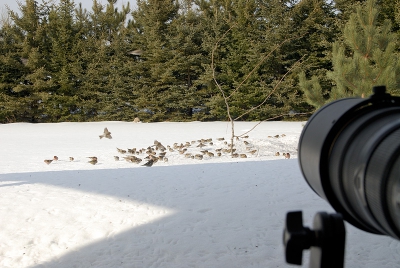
{"left": 129, "top": 0, "right": 181, "bottom": 121}
{"left": 300, "top": 0, "right": 400, "bottom": 108}
{"left": 6, "top": 0, "right": 55, "bottom": 122}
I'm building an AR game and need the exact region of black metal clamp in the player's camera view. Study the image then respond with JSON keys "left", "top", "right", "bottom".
{"left": 283, "top": 211, "right": 346, "bottom": 268}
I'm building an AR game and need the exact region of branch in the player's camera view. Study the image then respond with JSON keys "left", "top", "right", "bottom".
{"left": 227, "top": 35, "right": 302, "bottom": 99}
{"left": 236, "top": 112, "right": 313, "bottom": 138}
{"left": 211, "top": 23, "right": 237, "bottom": 122}
{"left": 234, "top": 55, "right": 305, "bottom": 121}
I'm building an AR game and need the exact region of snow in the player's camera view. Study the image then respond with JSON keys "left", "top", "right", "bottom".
{"left": 0, "top": 121, "right": 398, "bottom": 267}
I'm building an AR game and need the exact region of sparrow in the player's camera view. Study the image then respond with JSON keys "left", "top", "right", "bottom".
{"left": 142, "top": 159, "right": 154, "bottom": 167}
{"left": 44, "top": 159, "right": 53, "bottom": 165}
{"left": 217, "top": 137, "right": 225, "bottom": 141}
{"left": 274, "top": 135, "right": 280, "bottom": 138}
{"left": 117, "top": 148, "right": 127, "bottom": 154}
{"left": 87, "top": 156, "right": 98, "bottom": 161}
{"left": 275, "top": 152, "right": 280, "bottom": 156}
{"left": 114, "top": 156, "right": 120, "bottom": 161}
{"left": 69, "top": 157, "right": 74, "bottom": 161}
{"left": 194, "top": 154, "right": 203, "bottom": 160}
{"left": 88, "top": 159, "right": 98, "bottom": 165}
{"left": 285, "top": 153, "right": 291, "bottom": 159}
{"left": 206, "top": 152, "right": 214, "bottom": 157}
{"left": 99, "top": 127, "right": 112, "bottom": 139}
{"left": 281, "top": 134, "right": 286, "bottom": 137}
{"left": 53, "top": 156, "right": 58, "bottom": 161}
{"left": 240, "top": 154, "right": 247, "bottom": 158}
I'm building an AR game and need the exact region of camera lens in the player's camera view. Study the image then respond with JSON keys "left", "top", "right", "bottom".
{"left": 298, "top": 87, "right": 400, "bottom": 240}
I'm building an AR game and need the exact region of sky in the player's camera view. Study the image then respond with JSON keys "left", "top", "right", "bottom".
{"left": 0, "top": 121, "right": 399, "bottom": 267}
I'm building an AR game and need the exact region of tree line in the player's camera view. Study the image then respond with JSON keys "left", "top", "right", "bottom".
{"left": 0, "top": 0, "right": 399, "bottom": 123}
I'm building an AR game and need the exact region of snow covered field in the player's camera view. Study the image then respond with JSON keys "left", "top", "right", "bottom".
{"left": 0, "top": 121, "right": 399, "bottom": 267}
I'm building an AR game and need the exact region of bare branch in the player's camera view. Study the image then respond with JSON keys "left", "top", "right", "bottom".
{"left": 227, "top": 35, "right": 301, "bottom": 100}
{"left": 236, "top": 112, "right": 313, "bottom": 138}
{"left": 234, "top": 55, "right": 306, "bottom": 121}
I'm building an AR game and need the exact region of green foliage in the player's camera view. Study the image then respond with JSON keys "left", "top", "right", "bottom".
{"left": 0, "top": 0, "right": 398, "bottom": 122}
{"left": 300, "top": 0, "right": 400, "bottom": 108}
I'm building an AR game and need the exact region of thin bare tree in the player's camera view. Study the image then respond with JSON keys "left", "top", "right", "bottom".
{"left": 211, "top": 27, "right": 307, "bottom": 156}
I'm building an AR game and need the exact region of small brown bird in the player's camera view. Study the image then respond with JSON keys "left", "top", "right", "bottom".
{"left": 194, "top": 154, "right": 203, "bottom": 160}
{"left": 142, "top": 159, "right": 154, "bottom": 167}
{"left": 69, "top": 157, "right": 74, "bottom": 161}
{"left": 114, "top": 156, "right": 120, "bottom": 161}
{"left": 274, "top": 135, "right": 280, "bottom": 138}
{"left": 99, "top": 127, "right": 112, "bottom": 139}
{"left": 275, "top": 152, "right": 280, "bottom": 156}
{"left": 87, "top": 156, "right": 98, "bottom": 161}
{"left": 249, "top": 149, "right": 257, "bottom": 155}
{"left": 88, "top": 159, "right": 98, "bottom": 165}
{"left": 53, "top": 156, "right": 58, "bottom": 161}
{"left": 44, "top": 160, "right": 53, "bottom": 165}
{"left": 117, "top": 148, "right": 124, "bottom": 154}
{"left": 240, "top": 154, "right": 247, "bottom": 158}
{"left": 285, "top": 153, "right": 291, "bottom": 159}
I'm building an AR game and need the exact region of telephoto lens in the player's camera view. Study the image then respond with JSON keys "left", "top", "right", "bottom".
{"left": 298, "top": 86, "right": 400, "bottom": 240}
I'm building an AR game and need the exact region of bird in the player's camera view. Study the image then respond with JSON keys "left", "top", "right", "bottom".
{"left": 99, "top": 127, "right": 112, "bottom": 139}
{"left": 285, "top": 153, "right": 291, "bottom": 159}
{"left": 142, "top": 159, "right": 154, "bottom": 167}
{"left": 249, "top": 149, "right": 257, "bottom": 155}
{"left": 44, "top": 160, "right": 53, "bottom": 165}
{"left": 275, "top": 152, "right": 280, "bottom": 156}
{"left": 87, "top": 156, "right": 97, "bottom": 161}
{"left": 117, "top": 148, "right": 127, "bottom": 154}
{"left": 53, "top": 156, "right": 58, "bottom": 161}
{"left": 114, "top": 156, "right": 120, "bottom": 161}
{"left": 88, "top": 159, "right": 98, "bottom": 165}
{"left": 127, "top": 49, "right": 143, "bottom": 56}
{"left": 69, "top": 157, "right": 74, "bottom": 161}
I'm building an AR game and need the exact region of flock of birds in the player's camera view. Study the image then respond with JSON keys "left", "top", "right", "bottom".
{"left": 43, "top": 127, "right": 291, "bottom": 166}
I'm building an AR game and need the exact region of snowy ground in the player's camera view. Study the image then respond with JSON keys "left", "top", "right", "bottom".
{"left": 0, "top": 121, "right": 399, "bottom": 267}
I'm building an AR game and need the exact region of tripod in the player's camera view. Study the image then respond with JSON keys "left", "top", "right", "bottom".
{"left": 283, "top": 211, "right": 346, "bottom": 268}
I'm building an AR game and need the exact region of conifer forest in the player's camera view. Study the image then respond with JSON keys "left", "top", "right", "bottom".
{"left": 0, "top": 0, "right": 399, "bottom": 123}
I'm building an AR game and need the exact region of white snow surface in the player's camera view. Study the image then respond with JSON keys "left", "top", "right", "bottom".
{"left": 0, "top": 121, "right": 398, "bottom": 268}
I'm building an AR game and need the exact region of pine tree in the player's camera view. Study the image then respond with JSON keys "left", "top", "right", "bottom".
{"left": 6, "top": 0, "right": 55, "bottom": 122}
{"left": 300, "top": 0, "right": 400, "bottom": 108}
{"left": 129, "top": 0, "right": 181, "bottom": 121}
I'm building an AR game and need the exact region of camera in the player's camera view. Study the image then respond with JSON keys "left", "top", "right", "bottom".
{"left": 283, "top": 86, "right": 400, "bottom": 267}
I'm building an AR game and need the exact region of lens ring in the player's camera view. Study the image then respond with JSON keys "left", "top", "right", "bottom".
{"left": 365, "top": 128, "right": 400, "bottom": 239}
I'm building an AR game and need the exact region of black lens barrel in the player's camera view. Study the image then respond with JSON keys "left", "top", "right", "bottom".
{"left": 298, "top": 87, "right": 400, "bottom": 239}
